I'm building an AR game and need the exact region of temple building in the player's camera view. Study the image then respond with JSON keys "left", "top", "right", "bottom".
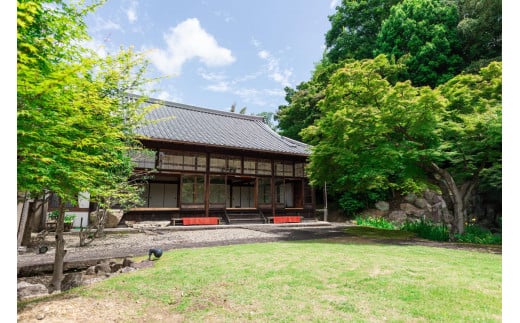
{"left": 122, "top": 96, "right": 316, "bottom": 225}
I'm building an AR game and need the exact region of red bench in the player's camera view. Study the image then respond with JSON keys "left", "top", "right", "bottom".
{"left": 182, "top": 217, "right": 220, "bottom": 225}
{"left": 273, "top": 215, "right": 301, "bottom": 224}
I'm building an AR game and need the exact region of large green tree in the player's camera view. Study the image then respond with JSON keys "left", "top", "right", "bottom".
{"left": 456, "top": 0, "right": 502, "bottom": 72}
{"left": 325, "top": 0, "right": 401, "bottom": 63}
{"left": 302, "top": 55, "right": 501, "bottom": 236}
{"left": 375, "top": 0, "right": 464, "bottom": 87}
{"left": 276, "top": 60, "right": 343, "bottom": 141}
{"left": 18, "top": 0, "right": 153, "bottom": 291}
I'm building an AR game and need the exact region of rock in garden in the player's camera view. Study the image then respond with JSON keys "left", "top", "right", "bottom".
{"left": 61, "top": 272, "right": 83, "bottom": 291}
{"left": 414, "top": 198, "right": 431, "bottom": 210}
{"left": 85, "top": 265, "right": 96, "bottom": 275}
{"left": 388, "top": 211, "right": 408, "bottom": 225}
{"left": 95, "top": 261, "right": 112, "bottom": 274}
{"left": 17, "top": 281, "right": 49, "bottom": 301}
{"left": 374, "top": 201, "right": 390, "bottom": 211}
{"left": 122, "top": 258, "right": 134, "bottom": 267}
{"left": 110, "top": 263, "right": 123, "bottom": 273}
{"left": 400, "top": 203, "right": 424, "bottom": 217}
{"left": 404, "top": 193, "right": 417, "bottom": 203}
{"left": 119, "top": 266, "right": 137, "bottom": 274}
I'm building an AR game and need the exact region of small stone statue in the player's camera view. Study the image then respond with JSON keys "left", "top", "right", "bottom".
{"left": 148, "top": 248, "right": 163, "bottom": 260}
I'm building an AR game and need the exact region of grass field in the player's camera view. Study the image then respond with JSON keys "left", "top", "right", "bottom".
{"left": 63, "top": 238, "right": 502, "bottom": 322}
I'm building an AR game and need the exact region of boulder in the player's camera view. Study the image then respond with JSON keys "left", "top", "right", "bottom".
{"left": 89, "top": 209, "right": 124, "bottom": 228}
{"left": 414, "top": 198, "right": 431, "bottom": 210}
{"left": 95, "top": 261, "right": 112, "bottom": 274}
{"left": 17, "top": 281, "right": 49, "bottom": 300}
{"left": 374, "top": 201, "right": 390, "bottom": 211}
{"left": 404, "top": 193, "right": 417, "bottom": 203}
{"left": 105, "top": 209, "right": 124, "bottom": 228}
{"left": 388, "top": 211, "right": 408, "bottom": 225}
{"left": 423, "top": 189, "right": 437, "bottom": 204}
{"left": 122, "top": 257, "right": 134, "bottom": 268}
{"left": 120, "top": 266, "right": 137, "bottom": 274}
{"left": 400, "top": 203, "right": 425, "bottom": 218}
{"left": 85, "top": 266, "right": 96, "bottom": 275}
{"left": 110, "top": 263, "right": 123, "bottom": 273}
{"left": 61, "top": 273, "right": 83, "bottom": 291}
{"left": 359, "top": 209, "right": 387, "bottom": 218}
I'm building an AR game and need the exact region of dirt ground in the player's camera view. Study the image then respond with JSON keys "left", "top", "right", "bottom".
{"left": 17, "top": 223, "right": 501, "bottom": 322}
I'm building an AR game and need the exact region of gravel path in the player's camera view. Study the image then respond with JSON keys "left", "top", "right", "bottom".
{"left": 18, "top": 222, "right": 348, "bottom": 275}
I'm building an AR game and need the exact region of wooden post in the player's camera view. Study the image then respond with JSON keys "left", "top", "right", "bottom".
{"left": 205, "top": 152, "right": 210, "bottom": 217}
{"left": 270, "top": 160, "right": 275, "bottom": 217}
{"left": 323, "top": 181, "right": 328, "bottom": 222}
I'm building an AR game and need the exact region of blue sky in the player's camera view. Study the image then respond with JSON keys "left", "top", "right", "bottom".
{"left": 84, "top": 0, "right": 341, "bottom": 115}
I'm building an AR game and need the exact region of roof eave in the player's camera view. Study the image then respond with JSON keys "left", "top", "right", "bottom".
{"left": 137, "top": 136, "right": 311, "bottom": 157}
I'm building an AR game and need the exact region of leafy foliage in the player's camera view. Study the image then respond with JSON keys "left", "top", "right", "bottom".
{"left": 301, "top": 55, "right": 438, "bottom": 195}
{"left": 456, "top": 0, "right": 502, "bottom": 71}
{"left": 401, "top": 219, "right": 450, "bottom": 241}
{"left": 48, "top": 211, "right": 76, "bottom": 224}
{"left": 400, "top": 220, "right": 502, "bottom": 244}
{"left": 275, "top": 61, "right": 342, "bottom": 141}
{"left": 18, "top": 0, "right": 155, "bottom": 203}
{"left": 325, "top": 0, "right": 401, "bottom": 62}
{"left": 436, "top": 62, "right": 502, "bottom": 188}
{"left": 375, "top": 0, "right": 463, "bottom": 87}
{"left": 17, "top": 0, "right": 157, "bottom": 290}
{"left": 355, "top": 216, "right": 396, "bottom": 230}
{"left": 454, "top": 224, "right": 502, "bottom": 244}
{"left": 338, "top": 192, "right": 366, "bottom": 216}
{"left": 301, "top": 55, "right": 501, "bottom": 235}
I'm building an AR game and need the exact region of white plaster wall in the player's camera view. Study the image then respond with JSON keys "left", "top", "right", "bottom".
{"left": 68, "top": 211, "right": 89, "bottom": 228}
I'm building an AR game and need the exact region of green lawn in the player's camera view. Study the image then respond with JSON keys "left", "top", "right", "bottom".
{"left": 69, "top": 239, "right": 502, "bottom": 322}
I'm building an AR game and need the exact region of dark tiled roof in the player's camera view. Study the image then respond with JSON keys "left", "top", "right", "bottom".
{"left": 134, "top": 96, "right": 310, "bottom": 156}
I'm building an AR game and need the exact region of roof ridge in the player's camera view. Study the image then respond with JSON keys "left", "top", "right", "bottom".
{"left": 128, "top": 93, "right": 264, "bottom": 122}
{"left": 255, "top": 121, "right": 306, "bottom": 149}
{"left": 131, "top": 93, "right": 311, "bottom": 156}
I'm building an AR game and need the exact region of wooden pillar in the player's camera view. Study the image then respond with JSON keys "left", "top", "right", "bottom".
{"left": 270, "top": 160, "right": 275, "bottom": 217}
{"left": 205, "top": 152, "right": 210, "bottom": 217}
{"left": 254, "top": 177, "right": 258, "bottom": 209}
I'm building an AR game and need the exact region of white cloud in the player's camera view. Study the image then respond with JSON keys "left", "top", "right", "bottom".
{"left": 256, "top": 49, "right": 292, "bottom": 87}
{"left": 330, "top": 0, "right": 340, "bottom": 10}
{"left": 147, "top": 18, "right": 235, "bottom": 76}
{"left": 90, "top": 16, "right": 122, "bottom": 32}
{"left": 198, "top": 69, "right": 227, "bottom": 82}
{"left": 207, "top": 82, "right": 231, "bottom": 92}
{"left": 214, "top": 10, "right": 233, "bottom": 23}
{"left": 199, "top": 69, "right": 284, "bottom": 107}
{"left": 251, "top": 37, "right": 262, "bottom": 48}
{"left": 125, "top": 1, "right": 138, "bottom": 23}
{"left": 232, "top": 87, "right": 286, "bottom": 108}
{"left": 155, "top": 89, "right": 184, "bottom": 103}
{"left": 258, "top": 50, "right": 269, "bottom": 59}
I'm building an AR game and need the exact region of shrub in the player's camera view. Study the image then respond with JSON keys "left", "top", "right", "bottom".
{"left": 455, "top": 224, "right": 502, "bottom": 245}
{"left": 339, "top": 193, "right": 365, "bottom": 216}
{"left": 48, "top": 210, "right": 76, "bottom": 224}
{"left": 355, "top": 216, "right": 396, "bottom": 230}
{"left": 401, "top": 219, "right": 450, "bottom": 242}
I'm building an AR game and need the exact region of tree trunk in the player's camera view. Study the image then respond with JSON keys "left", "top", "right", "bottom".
{"left": 430, "top": 162, "right": 476, "bottom": 237}
{"left": 21, "top": 201, "right": 35, "bottom": 247}
{"left": 50, "top": 201, "right": 67, "bottom": 292}
{"left": 95, "top": 204, "right": 107, "bottom": 238}
{"left": 17, "top": 192, "right": 30, "bottom": 249}
{"left": 39, "top": 193, "right": 50, "bottom": 232}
